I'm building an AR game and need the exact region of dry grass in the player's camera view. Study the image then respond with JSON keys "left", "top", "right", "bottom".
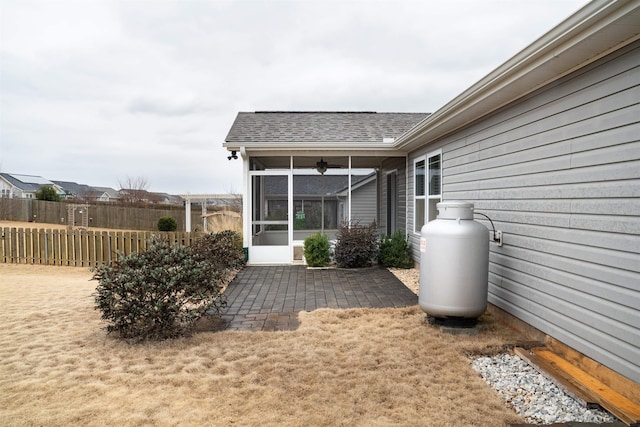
{"left": 0, "top": 263, "right": 526, "bottom": 426}
{"left": 205, "top": 210, "right": 242, "bottom": 234}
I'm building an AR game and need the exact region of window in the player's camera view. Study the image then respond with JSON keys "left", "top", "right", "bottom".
{"left": 414, "top": 150, "right": 442, "bottom": 233}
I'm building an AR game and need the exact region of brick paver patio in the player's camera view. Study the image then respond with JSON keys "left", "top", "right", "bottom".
{"left": 217, "top": 265, "right": 418, "bottom": 331}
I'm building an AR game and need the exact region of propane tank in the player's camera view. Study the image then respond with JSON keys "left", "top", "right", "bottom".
{"left": 419, "top": 201, "right": 489, "bottom": 319}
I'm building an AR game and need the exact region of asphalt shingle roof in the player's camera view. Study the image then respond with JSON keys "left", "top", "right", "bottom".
{"left": 225, "top": 111, "right": 429, "bottom": 143}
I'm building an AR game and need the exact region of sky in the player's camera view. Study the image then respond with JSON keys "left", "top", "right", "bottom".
{"left": 0, "top": 0, "right": 588, "bottom": 195}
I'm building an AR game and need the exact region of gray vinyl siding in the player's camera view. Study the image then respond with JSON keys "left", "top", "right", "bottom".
{"left": 380, "top": 157, "right": 408, "bottom": 236}
{"left": 350, "top": 179, "right": 377, "bottom": 226}
{"left": 408, "top": 41, "right": 640, "bottom": 382}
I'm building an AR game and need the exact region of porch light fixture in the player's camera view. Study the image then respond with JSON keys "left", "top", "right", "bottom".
{"left": 227, "top": 150, "right": 238, "bottom": 160}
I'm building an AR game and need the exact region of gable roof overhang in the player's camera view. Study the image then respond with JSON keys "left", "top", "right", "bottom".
{"left": 394, "top": 0, "right": 640, "bottom": 151}
{"left": 224, "top": 112, "right": 429, "bottom": 166}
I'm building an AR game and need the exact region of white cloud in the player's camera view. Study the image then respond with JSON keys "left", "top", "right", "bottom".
{"left": 0, "top": 0, "right": 588, "bottom": 193}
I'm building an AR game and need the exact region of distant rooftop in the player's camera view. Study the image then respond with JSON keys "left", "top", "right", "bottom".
{"left": 4, "top": 173, "right": 54, "bottom": 186}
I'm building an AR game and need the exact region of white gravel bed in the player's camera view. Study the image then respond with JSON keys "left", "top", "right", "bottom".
{"left": 472, "top": 353, "right": 617, "bottom": 425}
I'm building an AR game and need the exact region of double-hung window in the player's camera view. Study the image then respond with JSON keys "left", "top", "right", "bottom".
{"left": 414, "top": 150, "right": 442, "bottom": 233}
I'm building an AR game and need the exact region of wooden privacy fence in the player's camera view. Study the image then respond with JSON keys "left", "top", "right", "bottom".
{"left": 0, "top": 227, "right": 204, "bottom": 267}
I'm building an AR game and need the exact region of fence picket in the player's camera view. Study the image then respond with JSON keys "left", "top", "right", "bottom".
{"left": 73, "top": 231, "right": 81, "bottom": 267}
{"left": 9, "top": 227, "right": 16, "bottom": 263}
{"left": 0, "top": 228, "right": 5, "bottom": 263}
{"left": 34, "top": 229, "right": 40, "bottom": 264}
{"left": 87, "top": 231, "right": 95, "bottom": 267}
{"left": 60, "top": 230, "right": 68, "bottom": 266}
{"left": 24, "top": 229, "right": 32, "bottom": 263}
{"left": 94, "top": 231, "right": 103, "bottom": 265}
{"left": 17, "top": 228, "right": 24, "bottom": 264}
{"left": 50, "top": 230, "right": 57, "bottom": 265}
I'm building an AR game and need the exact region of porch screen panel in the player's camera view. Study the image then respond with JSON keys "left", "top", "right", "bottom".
{"left": 251, "top": 174, "right": 289, "bottom": 246}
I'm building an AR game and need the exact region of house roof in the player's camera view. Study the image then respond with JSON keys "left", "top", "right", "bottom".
{"left": 224, "top": 111, "right": 429, "bottom": 149}
{"left": 395, "top": 0, "right": 640, "bottom": 151}
{"left": 53, "top": 180, "right": 97, "bottom": 197}
{"left": 0, "top": 173, "right": 56, "bottom": 192}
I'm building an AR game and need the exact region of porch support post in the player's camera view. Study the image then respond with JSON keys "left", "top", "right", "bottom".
{"left": 185, "top": 198, "right": 191, "bottom": 232}
{"left": 348, "top": 156, "right": 352, "bottom": 226}
{"left": 242, "top": 148, "right": 250, "bottom": 249}
{"left": 202, "top": 200, "right": 207, "bottom": 232}
{"left": 288, "top": 156, "right": 293, "bottom": 261}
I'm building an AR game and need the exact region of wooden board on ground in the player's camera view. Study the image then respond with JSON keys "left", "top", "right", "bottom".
{"left": 514, "top": 347, "right": 640, "bottom": 427}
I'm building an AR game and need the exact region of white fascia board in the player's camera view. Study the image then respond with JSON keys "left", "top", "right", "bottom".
{"left": 395, "top": 0, "right": 640, "bottom": 152}
{"left": 232, "top": 142, "right": 406, "bottom": 157}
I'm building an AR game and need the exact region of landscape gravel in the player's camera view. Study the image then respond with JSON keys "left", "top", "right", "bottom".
{"left": 472, "top": 353, "right": 617, "bottom": 425}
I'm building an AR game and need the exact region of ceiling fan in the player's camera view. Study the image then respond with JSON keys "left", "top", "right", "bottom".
{"left": 315, "top": 157, "right": 341, "bottom": 174}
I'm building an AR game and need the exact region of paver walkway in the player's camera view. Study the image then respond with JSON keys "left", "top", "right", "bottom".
{"left": 218, "top": 265, "right": 418, "bottom": 331}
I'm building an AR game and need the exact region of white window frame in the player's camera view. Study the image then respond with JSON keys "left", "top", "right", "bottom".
{"left": 413, "top": 158, "right": 426, "bottom": 234}
{"left": 413, "top": 149, "right": 442, "bottom": 234}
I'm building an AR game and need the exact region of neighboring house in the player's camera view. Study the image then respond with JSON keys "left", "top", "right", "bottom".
{"left": 92, "top": 186, "right": 120, "bottom": 203}
{"left": 0, "top": 173, "right": 64, "bottom": 199}
{"left": 119, "top": 189, "right": 184, "bottom": 206}
{"left": 224, "top": 1, "right": 639, "bottom": 384}
{"left": 154, "top": 193, "right": 184, "bottom": 206}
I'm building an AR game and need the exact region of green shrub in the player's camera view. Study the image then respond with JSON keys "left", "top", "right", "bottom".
{"left": 303, "top": 232, "right": 331, "bottom": 267}
{"left": 334, "top": 222, "right": 379, "bottom": 268}
{"left": 92, "top": 236, "right": 227, "bottom": 341}
{"left": 191, "top": 230, "right": 245, "bottom": 271}
{"left": 35, "top": 185, "right": 61, "bottom": 202}
{"left": 157, "top": 216, "right": 178, "bottom": 231}
{"left": 378, "top": 231, "right": 414, "bottom": 268}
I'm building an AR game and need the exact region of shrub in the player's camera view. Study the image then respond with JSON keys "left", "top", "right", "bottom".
{"left": 333, "top": 221, "right": 379, "bottom": 268}
{"left": 191, "top": 230, "right": 245, "bottom": 271}
{"left": 303, "top": 232, "right": 331, "bottom": 267}
{"left": 92, "top": 236, "right": 227, "bottom": 341}
{"left": 157, "top": 216, "right": 178, "bottom": 231}
{"left": 378, "top": 231, "right": 414, "bottom": 268}
{"left": 35, "top": 185, "right": 61, "bottom": 202}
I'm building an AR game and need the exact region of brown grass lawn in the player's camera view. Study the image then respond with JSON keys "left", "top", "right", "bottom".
{"left": 0, "top": 263, "right": 527, "bottom": 427}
